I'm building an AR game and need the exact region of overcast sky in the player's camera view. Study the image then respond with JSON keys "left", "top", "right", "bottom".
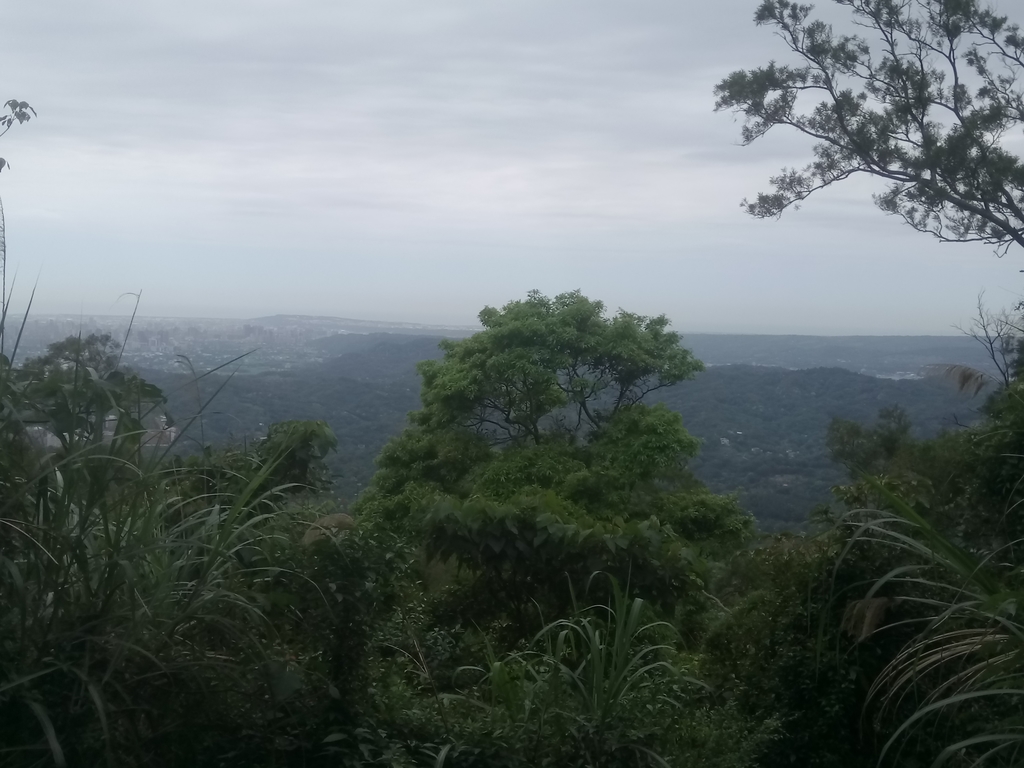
{"left": 1, "top": 0, "right": 1021, "bottom": 334}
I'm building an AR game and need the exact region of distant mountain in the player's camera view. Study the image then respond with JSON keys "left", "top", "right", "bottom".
{"left": 313, "top": 335, "right": 446, "bottom": 382}
{"left": 250, "top": 314, "right": 477, "bottom": 337}
{"left": 655, "top": 365, "right": 980, "bottom": 528}
{"left": 142, "top": 365, "right": 423, "bottom": 503}
{"left": 142, "top": 333, "right": 984, "bottom": 531}
{"left": 21, "top": 312, "right": 993, "bottom": 380}
{"left": 308, "top": 328, "right": 995, "bottom": 380}
{"left": 682, "top": 334, "right": 994, "bottom": 378}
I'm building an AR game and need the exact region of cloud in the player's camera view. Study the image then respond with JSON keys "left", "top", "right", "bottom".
{"left": 0, "top": 0, "right": 1018, "bottom": 332}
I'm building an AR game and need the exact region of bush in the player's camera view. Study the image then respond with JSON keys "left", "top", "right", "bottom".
{"left": 0, "top": 336, "right": 341, "bottom": 766}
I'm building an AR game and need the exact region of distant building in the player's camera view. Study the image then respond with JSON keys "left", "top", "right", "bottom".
{"left": 25, "top": 413, "right": 179, "bottom": 451}
{"left": 143, "top": 415, "right": 179, "bottom": 447}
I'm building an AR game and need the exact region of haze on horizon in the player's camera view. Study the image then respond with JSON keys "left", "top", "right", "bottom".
{"left": 2, "top": 0, "right": 1022, "bottom": 335}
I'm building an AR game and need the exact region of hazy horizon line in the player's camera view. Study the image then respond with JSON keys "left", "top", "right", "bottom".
{"left": 20, "top": 311, "right": 977, "bottom": 339}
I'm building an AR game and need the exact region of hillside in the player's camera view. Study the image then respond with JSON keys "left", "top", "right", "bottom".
{"left": 683, "top": 333, "right": 995, "bottom": 378}
{"left": 657, "top": 365, "right": 979, "bottom": 528}
{"left": 143, "top": 336, "right": 982, "bottom": 530}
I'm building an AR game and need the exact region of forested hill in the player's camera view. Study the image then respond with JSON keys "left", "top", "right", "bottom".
{"left": 305, "top": 329, "right": 997, "bottom": 379}
{"left": 655, "top": 365, "right": 978, "bottom": 528}
{"left": 142, "top": 335, "right": 982, "bottom": 530}
{"left": 683, "top": 333, "right": 994, "bottom": 378}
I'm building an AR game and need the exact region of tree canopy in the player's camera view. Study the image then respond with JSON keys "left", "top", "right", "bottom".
{"left": 415, "top": 290, "right": 703, "bottom": 445}
{"left": 22, "top": 332, "right": 122, "bottom": 378}
{"left": 715, "top": 0, "right": 1024, "bottom": 253}
{"left": 365, "top": 290, "right": 709, "bottom": 522}
{"left": 356, "top": 291, "right": 750, "bottom": 620}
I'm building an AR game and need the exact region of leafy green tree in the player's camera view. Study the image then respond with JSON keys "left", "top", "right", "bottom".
{"left": 423, "top": 496, "right": 704, "bottom": 625}
{"left": 364, "top": 290, "right": 706, "bottom": 519}
{"left": 176, "top": 419, "right": 339, "bottom": 506}
{"left": 945, "top": 380, "right": 1024, "bottom": 543}
{"left": 823, "top": 407, "right": 952, "bottom": 520}
{"left": 259, "top": 418, "right": 338, "bottom": 490}
{"left": 356, "top": 291, "right": 751, "bottom": 626}
{"left": 826, "top": 405, "right": 914, "bottom": 475}
{"left": 714, "top": 0, "right": 1024, "bottom": 253}
{"left": 703, "top": 530, "right": 933, "bottom": 768}
{"left": 12, "top": 334, "right": 165, "bottom": 452}
{"left": 824, "top": 398, "right": 1024, "bottom": 549}
{"left": 416, "top": 290, "right": 703, "bottom": 445}
{"left": 22, "top": 333, "right": 122, "bottom": 378}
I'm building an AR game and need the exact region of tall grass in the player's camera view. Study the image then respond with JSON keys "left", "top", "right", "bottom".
{"left": 437, "top": 577, "right": 700, "bottom": 767}
{"left": 837, "top": 489, "right": 1024, "bottom": 767}
{"left": 0, "top": 310, "right": 301, "bottom": 766}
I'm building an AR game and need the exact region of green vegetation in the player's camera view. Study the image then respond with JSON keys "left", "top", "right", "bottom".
{"left": 352, "top": 291, "right": 751, "bottom": 640}
{"left": 0, "top": 328, "right": 342, "bottom": 766}
{"left": 2, "top": 288, "right": 1021, "bottom": 767}
{"left": 4, "top": 3, "right": 1024, "bottom": 760}
{"left": 142, "top": 345, "right": 980, "bottom": 530}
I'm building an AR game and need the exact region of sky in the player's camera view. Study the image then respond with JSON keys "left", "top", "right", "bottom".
{"left": 0, "top": 0, "right": 1021, "bottom": 334}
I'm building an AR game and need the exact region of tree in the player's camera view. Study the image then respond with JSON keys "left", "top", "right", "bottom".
{"left": 364, "top": 290, "right": 707, "bottom": 526}
{"left": 824, "top": 394, "right": 1024, "bottom": 550}
{"left": 946, "top": 293, "right": 1024, "bottom": 390}
{"left": 714, "top": 0, "right": 1024, "bottom": 253}
{"left": 913, "top": 294, "right": 1024, "bottom": 398}
{"left": 355, "top": 291, "right": 752, "bottom": 625}
{"left": 826, "top": 405, "right": 914, "bottom": 474}
{"left": 9, "top": 334, "right": 169, "bottom": 453}
{"left": 416, "top": 290, "right": 703, "bottom": 445}
{"left": 22, "top": 333, "right": 122, "bottom": 378}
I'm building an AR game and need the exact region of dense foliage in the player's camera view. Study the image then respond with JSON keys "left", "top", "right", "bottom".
{"left": 142, "top": 342, "right": 980, "bottom": 530}
{"left": 5, "top": 7, "right": 1024, "bottom": 751}
{"left": 2, "top": 285, "right": 1023, "bottom": 767}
